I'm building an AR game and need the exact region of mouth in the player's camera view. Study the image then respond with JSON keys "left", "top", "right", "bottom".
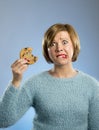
{"left": 56, "top": 54, "right": 67, "bottom": 58}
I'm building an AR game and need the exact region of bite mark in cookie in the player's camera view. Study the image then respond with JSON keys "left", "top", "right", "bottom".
{"left": 20, "top": 47, "right": 38, "bottom": 65}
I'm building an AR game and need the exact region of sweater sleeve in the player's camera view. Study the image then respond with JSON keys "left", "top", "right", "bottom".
{"left": 88, "top": 80, "right": 99, "bottom": 130}
{"left": 0, "top": 79, "right": 35, "bottom": 128}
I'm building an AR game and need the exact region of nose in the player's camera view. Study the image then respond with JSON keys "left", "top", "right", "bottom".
{"left": 55, "top": 43, "right": 63, "bottom": 52}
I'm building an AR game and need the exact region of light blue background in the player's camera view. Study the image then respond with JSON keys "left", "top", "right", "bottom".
{"left": 0, "top": 0, "right": 99, "bottom": 130}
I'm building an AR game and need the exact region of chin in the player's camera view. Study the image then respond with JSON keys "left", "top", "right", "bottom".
{"left": 55, "top": 62, "right": 70, "bottom": 66}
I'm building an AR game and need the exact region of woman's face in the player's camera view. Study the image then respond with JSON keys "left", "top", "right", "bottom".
{"left": 48, "top": 31, "right": 74, "bottom": 66}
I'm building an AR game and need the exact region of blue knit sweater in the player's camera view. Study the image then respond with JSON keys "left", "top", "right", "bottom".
{"left": 0, "top": 71, "right": 99, "bottom": 130}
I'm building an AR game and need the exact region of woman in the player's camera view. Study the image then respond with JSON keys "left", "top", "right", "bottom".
{"left": 0, "top": 23, "right": 99, "bottom": 130}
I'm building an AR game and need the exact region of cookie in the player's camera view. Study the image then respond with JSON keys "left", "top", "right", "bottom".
{"left": 20, "top": 47, "right": 38, "bottom": 65}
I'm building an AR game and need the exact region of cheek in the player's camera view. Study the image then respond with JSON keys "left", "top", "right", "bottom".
{"left": 48, "top": 48, "right": 56, "bottom": 61}
{"left": 48, "top": 48, "right": 53, "bottom": 58}
{"left": 48, "top": 48, "right": 51, "bottom": 54}
{"left": 66, "top": 45, "right": 74, "bottom": 57}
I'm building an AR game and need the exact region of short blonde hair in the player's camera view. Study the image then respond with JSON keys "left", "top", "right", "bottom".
{"left": 42, "top": 23, "right": 80, "bottom": 63}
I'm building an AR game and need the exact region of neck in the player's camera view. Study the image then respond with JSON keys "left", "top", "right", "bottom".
{"left": 49, "top": 64, "right": 77, "bottom": 78}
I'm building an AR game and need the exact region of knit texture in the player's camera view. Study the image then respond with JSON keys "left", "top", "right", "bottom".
{"left": 0, "top": 71, "right": 99, "bottom": 130}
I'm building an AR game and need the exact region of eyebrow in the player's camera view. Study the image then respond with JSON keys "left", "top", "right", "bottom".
{"left": 53, "top": 37, "right": 69, "bottom": 41}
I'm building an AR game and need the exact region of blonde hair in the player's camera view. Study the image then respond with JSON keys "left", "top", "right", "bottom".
{"left": 42, "top": 23, "right": 80, "bottom": 63}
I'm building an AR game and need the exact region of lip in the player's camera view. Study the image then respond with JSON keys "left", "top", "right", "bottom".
{"left": 56, "top": 54, "right": 67, "bottom": 58}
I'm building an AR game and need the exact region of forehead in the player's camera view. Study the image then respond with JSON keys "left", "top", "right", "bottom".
{"left": 53, "top": 31, "right": 70, "bottom": 41}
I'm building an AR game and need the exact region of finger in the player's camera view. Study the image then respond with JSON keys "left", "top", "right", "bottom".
{"left": 11, "top": 59, "right": 28, "bottom": 68}
{"left": 11, "top": 62, "right": 27, "bottom": 73}
{"left": 19, "top": 64, "right": 28, "bottom": 73}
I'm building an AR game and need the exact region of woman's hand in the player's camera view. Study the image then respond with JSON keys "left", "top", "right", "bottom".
{"left": 11, "top": 59, "right": 28, "bottom": 87}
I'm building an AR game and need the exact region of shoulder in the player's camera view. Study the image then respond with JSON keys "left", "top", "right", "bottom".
{"left": 21, "top": 71, "right": 48, "bottom": 95}
{"left": 79, "top": 71, "right": 98, "bottom": 81}
{"left": 77, "top": 71, "right": 99, "bottom": 100}
{"left": 29, "top": 71, "right": 48, "bottom": 80}
{"left": 78, "top": 70, "right": 99, "bottom": 88}
{"left": 23, "top": 71, "right": 48, "bottom": 84}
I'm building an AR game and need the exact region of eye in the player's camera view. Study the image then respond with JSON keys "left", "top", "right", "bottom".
{"left": 62, "top": 40, "right": 68, "bottom": 45}
{"left": 50, "top": 42, "right": 56, "bottom": 47}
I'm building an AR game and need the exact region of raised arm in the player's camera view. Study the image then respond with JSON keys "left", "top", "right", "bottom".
{"left": 11, "top": 59, "right": 28, "bottom": 87}
{"left": 0, "top": 59, "right": 32, "bottom": 128}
